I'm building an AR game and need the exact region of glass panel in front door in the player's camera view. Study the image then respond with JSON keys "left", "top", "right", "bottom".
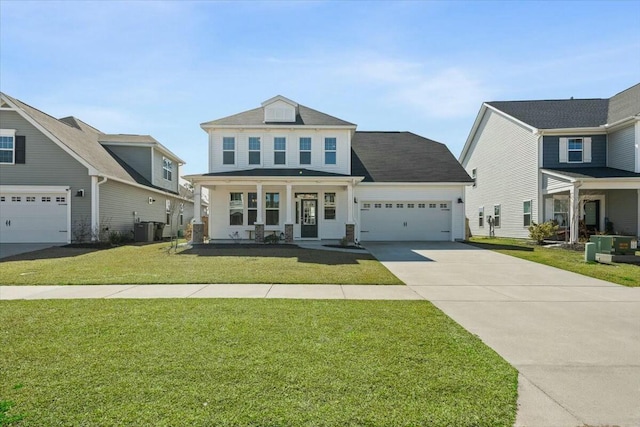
{"left": 303, "top": 200, "right": 316, "bottom": 225}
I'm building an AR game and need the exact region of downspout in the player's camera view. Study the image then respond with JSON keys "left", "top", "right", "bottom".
{"left": 91, "top": 175, "right": 108, "bottom": 241}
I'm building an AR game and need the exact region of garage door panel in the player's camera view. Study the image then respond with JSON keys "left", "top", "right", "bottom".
{"left": 0, "top": 192, "right": 68, "bottom": 243}
{"left": 360, "top": 201, "right": 451, "bottom": 241}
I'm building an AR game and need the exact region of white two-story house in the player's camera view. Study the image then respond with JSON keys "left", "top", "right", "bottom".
{"left": 460, "top": 83, "right": 640, "bottom": 243}
{"left": 187, "top": 96, "right": 472, "bottom": 243}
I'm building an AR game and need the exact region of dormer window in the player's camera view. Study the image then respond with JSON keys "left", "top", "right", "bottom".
{"left": 262, "top": 96, "right": 298, "bottom": 123}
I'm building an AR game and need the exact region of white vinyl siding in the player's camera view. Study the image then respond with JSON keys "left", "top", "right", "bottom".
{"left": 462, "top": 109, "right": 539, "bottom": 238}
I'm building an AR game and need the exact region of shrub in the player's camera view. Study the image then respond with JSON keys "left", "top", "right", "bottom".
{"left": 528, "top": 221, "right": 558, "bottom": 245}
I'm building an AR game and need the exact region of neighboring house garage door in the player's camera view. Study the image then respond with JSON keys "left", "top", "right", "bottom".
{"left": 360, "top": 201, "right": 451, "bottom": 241}
{"left": 0, "top": 187, "right": 69, "bottom": 243}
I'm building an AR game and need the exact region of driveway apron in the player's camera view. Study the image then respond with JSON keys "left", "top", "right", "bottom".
{"left": 365, "top": 241, "right": 640, "bottom": 427}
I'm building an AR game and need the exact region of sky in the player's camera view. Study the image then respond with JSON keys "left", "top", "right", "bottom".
{"left": 1, "top": 0, "right": 639, "bottom": 176}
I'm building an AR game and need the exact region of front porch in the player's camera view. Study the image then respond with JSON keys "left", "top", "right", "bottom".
{"left": 187, "top": 172, "right": 363, "bottom": 244}
{"left": 541, "top": 168, "right": 640, "bottom": 243}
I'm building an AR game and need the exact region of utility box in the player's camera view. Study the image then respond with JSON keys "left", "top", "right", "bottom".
{"left": 134, "top": 222, "right": 154, "bottom": 242}
{"left": 590, "top": 235, "right": 638, "bottom": 255}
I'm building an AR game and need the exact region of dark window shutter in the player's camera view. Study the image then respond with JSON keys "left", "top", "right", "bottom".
{"left": 15, "top": 136, "right": 26, "bottom": 164}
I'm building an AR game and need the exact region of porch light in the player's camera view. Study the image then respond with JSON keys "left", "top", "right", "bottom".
{"left": 457, "top": 198, "right": 464, "bottom": 204}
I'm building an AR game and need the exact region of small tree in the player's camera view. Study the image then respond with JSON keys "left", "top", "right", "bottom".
{"left": 166, "top": 184, "right": 194, "bottom": 251}
{"left": 528, "top": 221, "right": 559, "bottom": 245}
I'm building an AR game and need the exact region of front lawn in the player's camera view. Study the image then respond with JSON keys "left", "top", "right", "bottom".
{"left": 0, "top": 243, "right": 402, "bottom": 285}
{"left": 468, "top": 237, "right": 639, "bottom": 287}
{"left": 0, "top": 299, "right": 518, "bottom": 426}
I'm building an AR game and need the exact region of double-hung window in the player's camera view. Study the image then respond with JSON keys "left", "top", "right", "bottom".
{"left": 248, "top": 137, "right": 261, "bottom": 165}
{"left": 324, "top": 193, "right": 336, "bottom": 220}
{"left": 553, "top": 198, "right": 569, "bottom": 227}
{"left": 248, "top": 192, "right": 258, "bottom": 225}
{"left": 274, "top": 137, "right": 286, "bottom": 165}
{"left": 0, "top": 130, "right": 16, "bottom": 164}
{"left": 163, "top": 157, "right": 173, "bottom": 181}
{"left": 229, "top": 193, "right": 243, "bottom": 225}
{"left": 324, "top": 137, "right": 336, "bottom": 165}
{"left": 265, "top": 193, "right": 280, "bottom": 225}
{"left": 568, "top": 138, "right": 583, "bottom": 162}
{"left": 299, "top": 137, "right": 311, "bottom": 165}
{"left": 523, "top": 200, "right": 532, "bottom": 227}
{"left": 493, "top": 205, "right": 501, "bottom": 227}
{"left": 223, "top": 137, "right": 235, "bottom": 165}
{"left": 478, "top": 206, "right": 484, "bottom": 227}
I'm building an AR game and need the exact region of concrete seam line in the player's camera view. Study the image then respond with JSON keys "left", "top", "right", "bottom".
{"left": 517, "top": 371, "right": 585, "bottom": 425}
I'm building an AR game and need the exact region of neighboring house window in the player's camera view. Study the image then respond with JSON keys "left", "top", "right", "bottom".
{"left": 471, "top": 168, "right": 477, "bottom": 187}
{"left": 479, "top": 206, "right": 484, "bottom": 227}
{"left": 230, "top": 193, "right": 243, "bottom": 225}
{"left": 248, "top": 192, "right": 258, "bottom": 225}
{"left": 324, "top": 193, "right": 336, "bottom": 220}
{"left": 248, "top": 137, "right": 261, "bottom": 165}
{"left": 0, "top": 130, "right": 15, "bottom": 164}
{"left": 163, "top": 157, "right": 173, "bottom": 181}
{"left": 553, "top": 198, "right": 569, "bottom": 227}
{"left": 274, "top": 137, "right": 286, "bottom": 165}
{"left": 567, "top": 138, "right": 583, "bottom": 162}
{"left": 299, "top": 137, "right": 311, "bottom": 165}
{"left": 166, "top": 200, "right": 171, "bottom": 225}
{"left": 265, "top": 193, "right": 279, "bottom": 225}
{"left": 493, "top": 205, "right": 501, "bottom": 227}
{"left": 559, "top": 137, "right": 591, "bottom": 163}
{"left": 324, "top": 137, "right": 336, "bottom": 165}
{"left": 523, "top": 200, "right": 532, "bottom": 227}
{"left": 179, "top": 213, "right": 184, "bottom": 226}
{"left": 223, "top": 137, "right": 235, "bottom": 165}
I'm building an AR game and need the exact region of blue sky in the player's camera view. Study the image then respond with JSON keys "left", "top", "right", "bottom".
{"left": 1, "top": 0, "right": 639, "bottom": 175}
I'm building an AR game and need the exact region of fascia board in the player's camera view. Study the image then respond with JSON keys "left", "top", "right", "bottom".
{"left": 538, "top": 127, "right": 606, "bottom": 136}
{"left": 200, "top": 123, "right": 357, "bottom": 131}
{"left": 1, "top": 94, "right": 99, "bottom": 176}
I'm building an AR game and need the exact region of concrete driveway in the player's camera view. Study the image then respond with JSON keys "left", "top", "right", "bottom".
{"left": 0, "top": 243, "right": 64, "bottom": 259}
{"left": 365, "top": 241, "right": 640, "bottom": 427}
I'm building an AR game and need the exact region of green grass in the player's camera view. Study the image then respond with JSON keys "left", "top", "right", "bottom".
{"left": 468, "top": 237, "right": 640, "bottom": 287}
{"left": 0, "top": 299, "right": 518, "bottom": 426}
{"left": 0, "top": 243, "right": 402, "bottom": 285}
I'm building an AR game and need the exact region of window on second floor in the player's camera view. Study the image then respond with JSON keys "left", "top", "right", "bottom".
{"left": 248, "top": 137, "right": 261, "bottom": 165}
{"left": 163, "top": 157, "right": 173, "bottom": 181}
{"left": 324, "top": 137, "right": 336, "bottom": 165}
{"left": 299, "top": 137, "right": 311, "bottom": 165}
{"left": 567, "top": 138, "right": 583, "bottom": 162}
{"left": 0, "top": 134, "right": 15, "bottom": 164}
{"left": 559, "top": 137, "right": 591, "bottom": 164}
{"left": 471, "top": 168, "right": 477, "bottom": 187}
{"left": 274, "top": 137, "right": 286, "bottom": 165}
{"left": 223, "top": 137, "right": 235, "bottom": 165}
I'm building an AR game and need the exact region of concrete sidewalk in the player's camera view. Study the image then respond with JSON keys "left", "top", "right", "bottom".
{"left": 365, "top": 241, "right": 640, "bottom": 427}
{"left": 0, "top": 284, "right": 423, "bottom": 301}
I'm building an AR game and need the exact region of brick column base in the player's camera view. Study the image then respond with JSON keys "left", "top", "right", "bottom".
{"left": 255, "top": 224, "right": 265, "bottom": 243}
{"left": 284, "top": 224, "right": 294, "bottom": 243}
{"left": 192, "top": 223, "right": 205, "bottom": 244}
{"left": 345, "top": 223, "right": 355, "bottom": 243}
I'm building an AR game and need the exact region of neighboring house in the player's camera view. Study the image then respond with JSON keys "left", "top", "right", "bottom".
{"left": 186, "top": 95, "right": 472, "bottom": 243}
{"left": 0, "top": 92, "right": 198, "bottom": 244}
{"left": 460, "top": 83, "right": 640, "bottom": 243}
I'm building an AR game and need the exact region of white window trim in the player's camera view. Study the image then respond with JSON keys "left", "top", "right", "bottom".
{"left": 162, "top": 157, "right": 173, "bottom": 181}
{"left": 478, "top": 206, "right": 484, "bottom": 228}
{"left": 0, "top": 129, "right": 16, "bottom": 165}
{"left": 324, "top": 137, "right": 337, "bottom": 166}
{"left": 248, "top": 136, "right": 262, "bottom": 166}
{"left": 323, "top": 192, "right": 336, "bottom": 221}
{"left": 523, "top": 200, "right": 532, "bottom": 227}
{"left": 299, "top": 137, "right": 312, "bottom": 165}
{"left": 222, "top": 136, "right": 236, "bottom": 166}
{"left": 274, "top": 137, "right": 287, "bottom": 166}
{"left": 493, "top": 204, "right": 501, "bottom": 228}
{"left": 567, "top": 138, "right": 583, "bottom": 163}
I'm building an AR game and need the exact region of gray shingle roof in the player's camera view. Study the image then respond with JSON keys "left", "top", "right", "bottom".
{"left": 544, "top": 167, "right": 640, "bottom": 179}
{"left": 608, "top": 83, "right": 640, "bottom": 124}
{"left": 487, "top": 99, "right": 610, "bottom": 129}
{"left": 202, "top": 104, "right": 356, "bottom": 127}
{"left": 351, "top": 132, "right": 473, "bottom": 183}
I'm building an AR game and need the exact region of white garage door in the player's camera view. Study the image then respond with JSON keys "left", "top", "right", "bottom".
{"left": 360, "top": 201, "right": 451, "bottom": 241}
{"left": 0, "top": 189, "right": 69, "bottom": 243}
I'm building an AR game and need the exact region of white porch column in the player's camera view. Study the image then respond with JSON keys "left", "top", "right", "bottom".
{"left": 194, "top": 183, "right": 202, "bottom": 223}
{"left": 286, "top": 184, "right": 293, "bottom": 224}
{"left": 256, "top": 183, "right": 263, "bottom": 224}
{"left": 569, "top": 184, "right": 580, "bottom": 244}
{"left": 347, "top": 182, "right": 354, "bottom": 223}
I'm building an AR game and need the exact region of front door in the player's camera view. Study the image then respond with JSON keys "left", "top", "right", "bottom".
{"left": 301, "top": 199, "right": 318, "bottom": 238}
{"left": 584, "top": 200, "right": 600, "bottom": 232}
